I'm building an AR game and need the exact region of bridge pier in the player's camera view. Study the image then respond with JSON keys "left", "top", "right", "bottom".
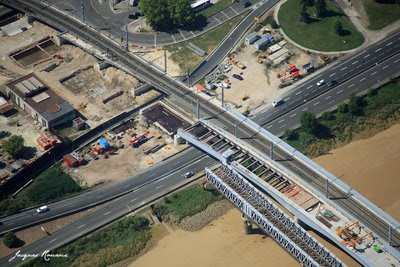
{"left": 242, "top": 213, "right": 253, "bottom": 234}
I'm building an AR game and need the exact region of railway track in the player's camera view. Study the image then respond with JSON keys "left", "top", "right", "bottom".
{"left": 3, "top": 0, "right": 398, "bottom": 254}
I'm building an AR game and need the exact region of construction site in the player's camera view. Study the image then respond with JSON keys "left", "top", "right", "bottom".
{"left": 62, "top": 102, "right": 191, "bottom": 187}
{"left": 200, "top": 13, "right": 334, "bottom": 114}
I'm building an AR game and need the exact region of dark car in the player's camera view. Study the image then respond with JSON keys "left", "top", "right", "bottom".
{"left": 128, "top": 14, "right": 138, "bottom": 20}
{"left": 0, "top": 131, "right": 8, "bottom": 138}
{"left": 244, "top": 1, "right": 252, "bottom": 8}
{"left": 233, "top": 74, "right": 243, "bottom": 81}
{"left": 327, "top": 80, "right": 336, "bottom": 87}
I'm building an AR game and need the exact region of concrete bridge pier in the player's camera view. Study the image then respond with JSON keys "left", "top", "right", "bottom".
{"left": 242, "top": 213, "right": 253, "bottom": 234}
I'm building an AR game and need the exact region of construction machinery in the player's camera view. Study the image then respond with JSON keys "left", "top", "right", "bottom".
{"left": 336, "top": 221, "right": 373, "bottom": 249}
{"left": 130, "top": 131, "right": 149, "bottom": 147}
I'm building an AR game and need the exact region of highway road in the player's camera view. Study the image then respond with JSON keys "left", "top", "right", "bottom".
{"left": 0, "top": 0, "right": 399, "bottom": 263}
{"left": 0, "top": 148, "right": 208, "bottom": 234}
{"left": 0, "top": 152, "right": 216, "bottom": 266}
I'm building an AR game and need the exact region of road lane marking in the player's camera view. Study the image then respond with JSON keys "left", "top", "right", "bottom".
{"left": 49, "top": 239, "right": 57, "bottom": 243}
{"left": 261, "top": 110, "right": 267, "bottom": 114}
{"left": 290, "top": 113, "right": 296, "bottom": 117}
{"left": 278, "top": 119, "right": 285, "bottom": 123}
{"left": 104, "top": 211, "right": 111, "bottom": 215}
{"left": 360, "top": 77, "right": 366, "bottom": 82}
{"left": 307, "top": 85, "right": 313, "bottom": 89}
{"left": 156, "top": 184, "right": 163, "bottom": 189}
{"left": 214, "top": 16, "right": 222, "bottom": 25}
{"left": 337, "top": 90, "right": 343, "bottom": 94}
{"left": 348, "top": 84, "right": 354, "bottom": 88}
{"left": 364, "top": 54, "right": 370, "bottom": 58}
{"left": 394, "top": 59, "right": 400, "bottom": 63}
{"left": 221, "top": 10, "right": 230, "bottom": 19}
{"left": 386, "top": 42, "right": 393, "bottom": 46}
{"left": 131, "top": 197, "right": 138, "bottom": 202}
{"left": 314, "top": 102, "right": 320, "bottom": 106}
{"left": 329, "top": 73, "right": 336, "bottom": 77}
{"left": 375, "top": 48, "right": 381, "bottom": 52}
{"left": 229, "top": 5, "right": 239, "bottom": 15}
{"left": 266, "top": 125, "right": 273, "bottom": 129}
{"left": 302, "top": 107, "right": 308, "bottom": 111}
{"left": 352, "top": 61, "right": 358, "bottom": 65}
{"left": 171, "top": 34, "right": 177, "bottom": 43}
{"left": 340, "top": 67, "right": 347, "bottom": 71}
{"left": 328, "top": 100, "right": 335, "bottom": 105}
{"left": 371, "top": 71, "right": 377, "bottom": 76}
{"left": 325, "top": 96, "right": 332, "bottom": 100}
{"left": 78, "top": 224, "right": 85, "bottom": 229}
{"left": 279, "top": 124, "right": 287, "bottom": 129}
{"left": 382, "top": 65, "right": 389, "bottom": 70}
{"left": 285, "top": 97, "right": 291, "bottom": 101}
{"left": 295, "top": 91, "right": 302, "bottom": 95}
{"left": 312, "top": 89, "right": 317, "bottom": 93}
{"left": 178, "top": 30, "right": 186, "bottom": 41}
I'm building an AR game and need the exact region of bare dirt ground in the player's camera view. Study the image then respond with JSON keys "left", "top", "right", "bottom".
{"left": 0, "top": 204, "right": 105, "bottom": 259}
{"left": 64, "top": 122, "right": 187, "bottom": 187}
{"left": 215, "top": 42, "right": 324, "bottom": 113}
{"left": 137, "top": 49, "right": 181, "bottom": 77}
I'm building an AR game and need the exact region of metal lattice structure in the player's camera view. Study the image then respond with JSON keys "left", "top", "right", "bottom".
{"left": 206, "top": 165, "right": 344, "bottom": 267}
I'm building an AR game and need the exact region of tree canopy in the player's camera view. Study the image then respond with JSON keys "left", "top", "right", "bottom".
{"left": 3, "top": 232, "right": 24, "bottom": 248}
{"left": 139, "top": 0, "right": 195, "bottom": 30}
{"left": 300, "top": 112, "right": 320, "bottom": 135}
{"left": 2, "top": 135, "right": 24, "bottom": 158}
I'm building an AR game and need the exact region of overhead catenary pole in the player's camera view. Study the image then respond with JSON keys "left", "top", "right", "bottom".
{"left": 164, "top": 48, "right": 167, "bottom": 73}
{"left": 125, "top": 25, "right": 129, "bottom": 51}
{"left": 196, "top": 99, "right": 200, "bottom": 120}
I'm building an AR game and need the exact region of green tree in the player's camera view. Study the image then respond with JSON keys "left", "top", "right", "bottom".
{"left": 315, "top": 0, "right": 326, "bottom": 17}
{"left": 139, "top": 0, "right": 171, "bottom": 30}
{"left": 300, "top": 112, "right": 319, "bottom": 134}
{"left": 167, "top": 0, "right": 195, "bottom": 27}
{"left": 3, "top": 232, "right": 24, "bottom": 248}
{"left": 338, "top": 102, "right": 349, "bottom": 113}
{"left": 300, "top": 4, "right": 310, "bottom": 23}
{"left": 301, "top": 0, "right": 314, "bottom": 7}
{"left": 284, "top": 129, "right": 298, "bottom": 141}
{"left": 348, "top": 92, "right": 364, "bottom": 115}
{"left": 2, "top": 135, "right": 24, "bottom": 158}
{"left": 334, "top": 20, "right": 343, "bottom": 35}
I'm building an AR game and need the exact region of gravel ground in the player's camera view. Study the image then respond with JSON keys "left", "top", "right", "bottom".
{"left": 178, "top": 200, "right": 233, "bottom": 232}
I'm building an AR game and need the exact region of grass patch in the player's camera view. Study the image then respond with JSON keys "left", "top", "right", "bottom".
{"left": 167, "top": 14, "right": 246, "bottom": 74}
{"left": 283, "top": 78, "right": 400, "bottom": 157}
{"left": 278, "top": 0, "right": 364, "bottom": 51}
{"left": 153, "top": 185, "right": 224, "bottom": 222}
{"left": 361, "top": 0, "right": 400, "bottom": 30}
{"left": 53, "top": 121, "right": 79, "bottom": 141}
{"left": 0, "top": 165, "right": 81, "bottom": 216}
{"left": 22, "top": 216, "right": 151, "bottom": 266}
{"left": 198, "top": 0, "right": 232, "bottom": 18}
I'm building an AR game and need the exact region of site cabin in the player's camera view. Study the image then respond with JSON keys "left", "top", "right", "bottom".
{"left": 193, "top": 83, "right": 207, "bottom": 92}
{"left": 63, "top": 152, "right": 83, "bottom": 167}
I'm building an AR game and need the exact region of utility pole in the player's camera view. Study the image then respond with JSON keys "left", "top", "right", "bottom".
{"left": 81, "top": 0, "right": 85, "bottom": 22}
{"left": 325, "top": 179, "right": 329, "bottom": 198}
{"left": 196, "top": 99, "right": 200, "bottom": 120}
{"left": 125, "top": 25, "right": 129, "bottom": 51}
{"left": 164, "top": 48, "right": 167, "bottom": 74}
{"left": 221, "top": 86, "right": 225, "bottom": 107}
{"left": 234, "top": 122, "right": 238, "bottom": 138}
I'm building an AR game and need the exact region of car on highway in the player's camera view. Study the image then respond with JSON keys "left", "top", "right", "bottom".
{"left": 272, "top": 98, "right": 284, "bottom": 107}
{"left": 244, "top": 1, "right": 252, "bottom": 8}
{"left": 183, "top": 171, "right": 194, "bottom": 178}
{"left": 327, "top": 80, "right": 336, "bottom": 87}
{"left": 233, "top": 74, "right": 243, "bottom": 81}
{"left": 0, "top": 131, "right": 8, "bottom": 138}
{"left": 36, "top": 205, "right": 49, "bottom": 213}
{"left": 316, "top": 79, "right": 325, "bottom": 86}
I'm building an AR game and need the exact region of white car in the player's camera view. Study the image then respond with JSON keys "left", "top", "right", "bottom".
{"left": 37, "top": 205, "right": 49, "bottom": 213}
{"left": 316, "top": 79, "right": 325, "bottom": 86}
{"left": 272, "top": 99, "right": 284, "bottom": 107}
